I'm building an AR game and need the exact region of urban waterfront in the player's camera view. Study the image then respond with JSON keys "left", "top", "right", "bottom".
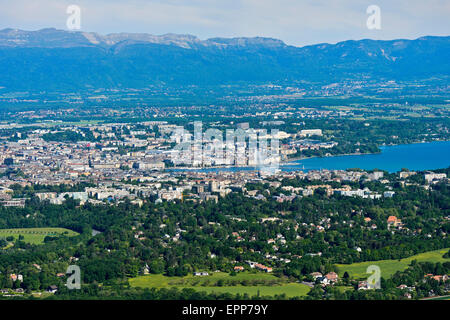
{"left": 178, "top": 141, "right": 450, "bottom": 173}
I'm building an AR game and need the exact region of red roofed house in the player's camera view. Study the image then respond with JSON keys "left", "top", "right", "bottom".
{"left": 387, "top": 216, "right": 397, "bottom": 224}
{"left": 387, "top": 216, "right": 402, "bottom": 227}
{"left": 325, "top": 272, "right": 339, "bottom": 282}
{"left": 255, "top": 263, "right": 273, "bottom": 273}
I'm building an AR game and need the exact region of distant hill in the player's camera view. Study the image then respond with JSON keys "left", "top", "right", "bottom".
{"left": 0, "top": 28, "right": 448, "bottom": 92}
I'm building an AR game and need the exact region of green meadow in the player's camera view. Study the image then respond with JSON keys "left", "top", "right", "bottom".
{"left": 421, "top": 295, "right": 450, "bottom": 300}
{"left": 129, "top": 248, "right": 450, "bottom": 297}
{"left": 335, "top": 248, "right": 450, "bottom": 280}
{"left": 129, "top": 272, "right": 311, "bottom": 298}
{"left": 0, "top": 227, "right": 79, "bottom": 245}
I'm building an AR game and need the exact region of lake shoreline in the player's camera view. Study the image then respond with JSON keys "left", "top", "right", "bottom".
{"left": 284, "top": 139, "right": 449, "bottom": 165}
{"left": 168, "top": 140, "right": 450, "bottom": 172}
{"left": 281, "top": 151, "right": 379, "bottom": 165}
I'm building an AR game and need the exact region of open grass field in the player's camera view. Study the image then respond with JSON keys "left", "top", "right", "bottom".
{"left": 335, "top": 248, "right": 450, "bottom": 280}
{"left": 0, "top": 227, "right": 79, "bottom": 245}
{"left": 421, "top": 295, "right": 450, "bottom": 300}
{"left": 129, "top": 272, "right": 311, "bottom": 298}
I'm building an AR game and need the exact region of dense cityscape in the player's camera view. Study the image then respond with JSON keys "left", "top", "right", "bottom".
{"left": 0, "top": 2, "right": 449, "bottom": 316}
{"left": 0, "top": 104, "right": 448, "bottom": 302}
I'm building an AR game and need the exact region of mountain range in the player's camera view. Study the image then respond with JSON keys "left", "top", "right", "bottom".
{"left": 0, "top": 28, "right": 448, "bottom": 92}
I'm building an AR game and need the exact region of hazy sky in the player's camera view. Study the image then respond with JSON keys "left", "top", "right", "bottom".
{"left": 0, "top": 0, "right": 449, "bottom": 46}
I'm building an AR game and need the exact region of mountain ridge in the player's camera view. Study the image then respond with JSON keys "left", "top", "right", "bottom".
{"left": 0, "top": 28, "right": 448, "bottom": 92}
{"left": 1, "top": 28, "right": 449, "bottom": 49}
{"left": 0, "top": 28, "right": 290, "bottom": 49}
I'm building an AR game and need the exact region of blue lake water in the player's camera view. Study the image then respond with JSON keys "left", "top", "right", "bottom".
{"left": 282, "top": 141, "right": 450, "bottom": 173}
{"left": 171, "top": 141, "right": 450, "bottom": 173}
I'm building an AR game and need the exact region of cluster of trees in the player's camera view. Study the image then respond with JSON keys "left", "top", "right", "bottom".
{"left": 306, "top": 260, "right": 450, "bottom": 300}
{"left": 0, "top": 172, "right": 448, "bottom": 298}
{"left": 42, "top": 129, "right": 98, "bottom": 143}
